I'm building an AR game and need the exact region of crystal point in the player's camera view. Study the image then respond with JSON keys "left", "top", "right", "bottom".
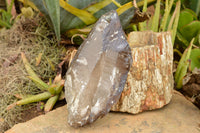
{"left": 65, "top": 10, "right": 132, "bottom": 127}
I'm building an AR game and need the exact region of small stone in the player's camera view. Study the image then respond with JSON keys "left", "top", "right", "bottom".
{"left": 65, "top": 10, "right": 132, "bottom": 127}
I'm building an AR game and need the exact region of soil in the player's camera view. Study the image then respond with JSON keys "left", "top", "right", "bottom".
{"left": 181, "top": 74, "right": 200, "bottom": 109}
{"left": 20, "top": 100, "right": 67, "bottom": 123}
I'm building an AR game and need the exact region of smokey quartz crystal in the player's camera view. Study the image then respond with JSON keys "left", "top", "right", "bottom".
{"left": 65, "top": 10, "right": 132, "bottom": 127}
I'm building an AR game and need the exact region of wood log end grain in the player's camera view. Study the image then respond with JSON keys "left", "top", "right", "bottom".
{"left": 111, "top": 31, "right": 174, "bottom": 114}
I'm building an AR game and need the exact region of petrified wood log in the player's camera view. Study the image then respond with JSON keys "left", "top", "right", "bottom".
{"left": 111, "top": 31, "right": 174, "bottom": 114}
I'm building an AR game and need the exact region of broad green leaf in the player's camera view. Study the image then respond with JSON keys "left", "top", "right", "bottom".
{"left": 176, "top": 31, "right": 190, "bottom": 47}
{"left": 44, "top": 0, "right": 60, "bottom": 42}
{"left": 30, "top": 0, "right": 53, "bottom": 29}
{"left": 190, "top": 48, "right": 200, "bottom": 70}
{"left": 183, "top": 8, "right": 198, "bottom": 20}
{"left": 182, "top": 0, "right": 200, "bottom": 16}
{"left": 175, "top": 39, "right": 194, "bottom": 89}
{"left": 30, "top": 0, "right": 155, "bottom": 35}
{"left": 179, "top": 21, "right": 200, "bottom": 42}
{"left": 178, "top": 10, "right": 194, "bottom": 29}
{"left": 189, "top": 0, "right": 200, "bottom": 16}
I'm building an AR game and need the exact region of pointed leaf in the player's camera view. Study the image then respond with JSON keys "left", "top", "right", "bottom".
{"left": 21, "top": 52, "right": 49, "bottom": 90}
{"left": 16, "top": 92, "right": 52, "bottom": 105}
{"left": 171, "top": 0, "right": 181, "bottom": 45}
{"left": 175, "top": 39, "right": 194, "bottom": 89}
{"left": 44, "top": 95, "right": 59, "bottom": 112}
{"left": 159, "top": 0, "right": 174, "bottom": 31}
{"left": 179, "top": 21, "right": 200, "bottom": 42}
{"left": 151, "top": 0, "right": 160, "bottom": 32}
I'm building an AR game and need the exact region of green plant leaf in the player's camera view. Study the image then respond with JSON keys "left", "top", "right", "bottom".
{"left": 176, "top": 31, "right": 190, "bottom": 47}
{"left": 21, "top": 52, "right": 49, "bottom": 91}
{"left": 182, "top": 0, "right": 200, "bottom": 16}
{"left": 151, "top": 0, "right": 160, "bottom": 32}
{"left": 190, "top": 48, "right": 200, "bottom": 70}
{"left": 60, "top": 0, "right": 97, "bottom": 25}
{"left": 171, "top": 0, "right": 181, "bottom": 45}
{"left": 116, "top": 2, "right": 136, "bottom": 29}
{"left": 0, "top": 19, "right": 11, "bottom": 28}
{"left": 30, "top": 0, "right": 156, "bottom": 35}
{"left": 179, "top": 21, "right": 200, "bottom": 42}
{"left": 44, "top": 95, "right": 59, "bottom": 112}
{"left": 28, "top": 76, "right": 49, "bottom": 91}
{"left": 138, "top": 0, "right": 148, "bottom": 31}
{"left": 189, "top": 0, "right": 200, "bottom": 16}
{"left": 159, "top": 0, "right": 174, "bottom": 32}
{"left": 178, "top": 10, "right": 194, "bottom": 29}
{"left": 44, "top": 0, "right": 60, "bottom": 42}
{"left": 85, "top": 0, "right": 113, "bottom": 15}
{"left": 175, "top": 38, "right": 194, "bottom": 89}
{"left": 16, "top": 92, "right": 52, "bottom": 105}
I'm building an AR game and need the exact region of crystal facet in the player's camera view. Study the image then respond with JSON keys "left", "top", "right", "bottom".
{"left": 65, "top": 10, "right": 132, "bottom": 127}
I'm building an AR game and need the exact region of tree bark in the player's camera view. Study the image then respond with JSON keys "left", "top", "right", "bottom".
{"left": 111, "top": 31, "right": 174, "bottom": 114}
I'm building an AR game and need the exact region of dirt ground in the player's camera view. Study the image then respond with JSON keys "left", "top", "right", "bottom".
{"left": 181, "top": 73, "right": 200, "bottom": 108}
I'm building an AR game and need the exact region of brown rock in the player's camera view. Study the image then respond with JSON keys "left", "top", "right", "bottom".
{"left": 5, "top": 92, "right": 200, "bottom": 133}
{"left": 112, "top": 31, "right": 174, "bottom": 114}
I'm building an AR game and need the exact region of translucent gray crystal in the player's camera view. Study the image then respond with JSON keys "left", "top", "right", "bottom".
{"left": 65, "top": 10, "right": 132, "bottom": 127}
